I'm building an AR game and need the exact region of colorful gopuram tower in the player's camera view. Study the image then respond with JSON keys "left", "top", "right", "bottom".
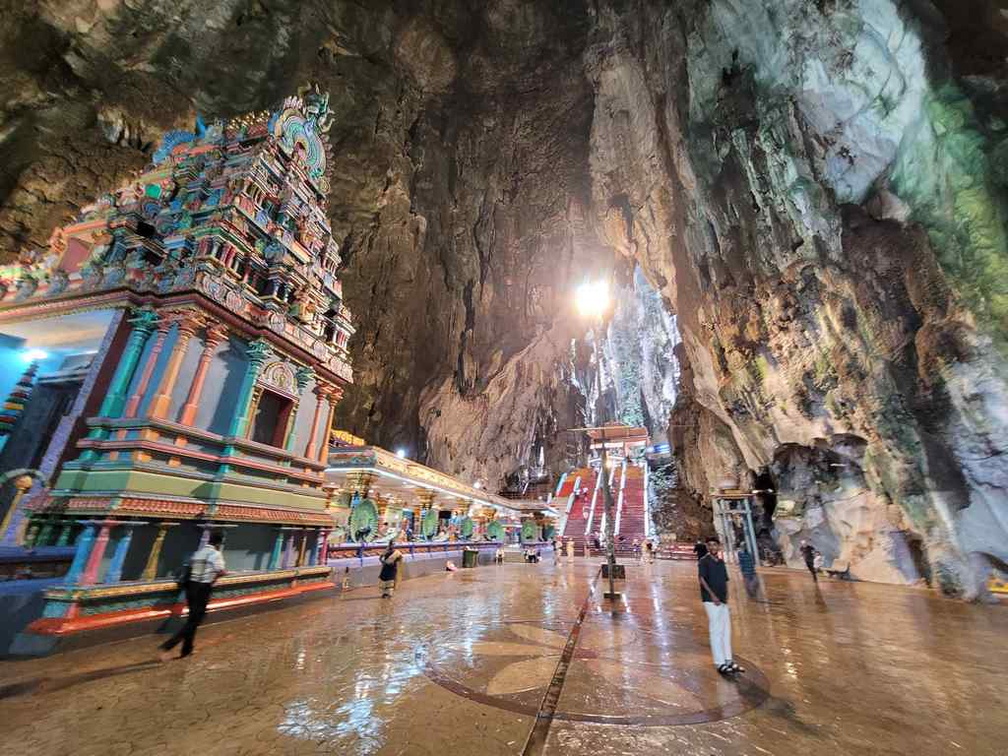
{"left": 0, "top": 86, "right": 354, "bottom": 641}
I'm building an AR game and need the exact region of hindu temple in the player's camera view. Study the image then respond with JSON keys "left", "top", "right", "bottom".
{"left": 0, "top": 1, "right": 1006, "bottom": 754}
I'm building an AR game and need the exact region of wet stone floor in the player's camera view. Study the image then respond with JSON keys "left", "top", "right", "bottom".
{"left": 1, "top": 560, "right": 1006, "bottom": 755}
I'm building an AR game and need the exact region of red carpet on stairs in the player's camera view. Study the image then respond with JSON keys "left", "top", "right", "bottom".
{"left": 559, "top": 468, "right": 597, "bottom": 549}
{"left": 617, "top": 464, "right": 647, "bottom": 542}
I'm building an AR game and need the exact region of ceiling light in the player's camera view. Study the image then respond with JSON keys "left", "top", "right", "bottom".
{"left": 22, "top": 349, "right": 49, "bottom": 362}
{"left": 396, "top": 448, "right": 407, "bottom": 458}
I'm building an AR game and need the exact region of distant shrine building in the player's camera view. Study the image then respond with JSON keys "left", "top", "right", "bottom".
{"left": 0, "top": 88, "right": 553, "bottom": 651}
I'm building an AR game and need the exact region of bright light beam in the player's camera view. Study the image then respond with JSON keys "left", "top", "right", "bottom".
{"left": 575, "top": 280, "right": 610, "bottom": 318}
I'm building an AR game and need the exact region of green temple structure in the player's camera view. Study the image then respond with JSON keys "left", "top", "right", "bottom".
{"left": 0, "top": 87, "right": 355, "bottom": 648}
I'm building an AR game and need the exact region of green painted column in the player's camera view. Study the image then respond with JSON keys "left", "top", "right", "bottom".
{"left": 99, "top": 308, "right": 160, "bottom": 418}
{"left": 80, "top": 308, "right": 159, "bottom": 463}
{"left": 228, "top": 339, "right": 272, "bottom": 438}
{"left": 218, "top": 339, "right": 272, "bottom": 476}
{"left": 36, "top": 515, "right": 56, "bottom": 546}
{"left": 55, "top": 520, "right": 74, "bottom": 546}
{"left": 268, "top": 529, "right": 285, "bottom": 569}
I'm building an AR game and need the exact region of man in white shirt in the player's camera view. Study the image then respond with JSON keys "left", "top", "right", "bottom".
{"left": 159, "top": 530, "right": 226, "bottom": 660}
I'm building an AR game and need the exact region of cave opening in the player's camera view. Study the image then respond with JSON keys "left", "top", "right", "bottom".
{"left": 906, "top": 534, "right": 932, "bottom": 587}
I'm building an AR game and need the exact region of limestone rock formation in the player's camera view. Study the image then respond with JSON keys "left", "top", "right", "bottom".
{"left": 587, "top": 0, "right": 1008, "bottom": 596}
{"left": 0, "top": 0, "right": 1005, "bottom": 595}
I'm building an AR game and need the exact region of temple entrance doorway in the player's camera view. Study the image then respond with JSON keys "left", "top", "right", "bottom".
{"left": 250, "top": 390, "right": 293, "bottom": 447}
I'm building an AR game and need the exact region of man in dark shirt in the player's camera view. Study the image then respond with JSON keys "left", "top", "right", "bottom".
{"left": 800, "top": 540, "right": 818, "bottom": 582}
{"left": 698, "top": 537, "right": 742, "bottom": 674}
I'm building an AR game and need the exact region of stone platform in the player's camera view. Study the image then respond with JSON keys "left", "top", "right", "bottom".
{"left": 0, "top": 559, "right": 1005, "bottom": 754}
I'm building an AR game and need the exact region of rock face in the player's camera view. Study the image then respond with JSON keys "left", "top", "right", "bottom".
{"left": 587, "top": 0, "right": 1008, "bottom": 596}
{"left": 1, "top": 0, "right": 1006, "bottom": 595}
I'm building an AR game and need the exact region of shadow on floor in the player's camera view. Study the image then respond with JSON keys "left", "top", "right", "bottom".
{"left": 0, "top": 659, "right": 162, "bottom": 700}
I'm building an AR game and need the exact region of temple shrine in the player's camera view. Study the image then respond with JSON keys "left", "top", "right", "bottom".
{"left": 0, "top": 87, "right": 554, "bottom": 653}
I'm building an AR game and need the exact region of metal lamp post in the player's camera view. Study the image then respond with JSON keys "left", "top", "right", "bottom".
{"left": 576, "top": 280, "right": 621, "bottom": 602}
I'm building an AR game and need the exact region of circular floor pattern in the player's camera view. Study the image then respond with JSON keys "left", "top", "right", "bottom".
{"left": 420, "top": 619, "right": 770, "bottom": 726}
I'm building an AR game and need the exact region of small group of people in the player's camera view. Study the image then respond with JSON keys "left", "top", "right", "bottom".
{"left": 697, "top": 535, "right": 827, "bottom": 677}
{"left": 524, "top": 546, "right": 542, "bottom": 563}
{"left": 632, "top": 538, "right": 656, "bottom": 563}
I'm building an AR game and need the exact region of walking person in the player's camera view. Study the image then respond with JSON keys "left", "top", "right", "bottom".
{"left": 738, "top": 542, "right": 760, "bottom": 599}
{"left": 698, "top": 537, "right": 743, "bottom": 676}
{"left": 800, "top": 540, "right": 818, "bottom": 583}
{"left": 379, "top": 539, "right": 404, "bottom": 598}
{"left": 159, "top": 530, "right": 227, "bottom": 660}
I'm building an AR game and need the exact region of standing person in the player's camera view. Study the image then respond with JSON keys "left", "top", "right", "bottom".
{"left": 159, "top": 530, "right": 227, "bottom": 660}
{"left": 738, "top": 542, "right": 760, "bottom": 599}
{"left": 494, "top": 545, "right": 504, "bottom": 564}
{"left": 632, "top": 538, "right": 641, "bottom": 561}
{"left": 565, "top": 538, "right": 574, "bottom": 561}
{"left": 693, "top": 540, "right": 708, "bottom": 560}
{"left": 379, "top": 539, "right": 404, "bottom": 598}
{"left": 800, "top": 540, "right": 818, "bottom": 582}
{"left": 698, "top": 537, "right": 743, "bottom": 675}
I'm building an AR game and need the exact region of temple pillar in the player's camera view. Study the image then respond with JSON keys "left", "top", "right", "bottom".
{"left": 0, "top": 475, "right": 34, "bottom": 541}
{"left": 103, "top": 522, "right": 142, "bottom": 582}
{"left": 79, "top": 521, "right": 113, "bottom": 585}
{"left": 142, "top": 521, "right": 178, "bottom": 580}
{"left": 149, "top": 312, "right": 203, "bottom": 420}
{"left": 227, "top": 339, "right": 272, "bottom": 438}
{"left": 23, "top": 517, "right": 41, "bottom": 548}
{"left": 64, "top": 522, "right": 97, "bottom": 584}
{"left": 417, "top": 490, "right": 436, "bottom": 540}
{"left": 284, "top": 367, "right": 315, "bottom": 452}
{"left": 97, "top": 309, "right": 160, "bottom": 419}
{"left": 282, "top": 531, "right": 296, "bottom": 568}
{"left": 312, "top": 529, "right": 328, "bottom": 566}
{"left": 316, "top": 387, "right": 342, "bottom": 463}
{"left": 123, "top": 323, "right": 170, "bottom": 418}
{"left": 79, "top": 308, "right": 158, "bottom": 464}
{"left": 269, "top": 529, "right": 285, "bottom": 569}
{"left": 178, "top": 323, "right": 228, "bottom": 427}
{"left": 296, "top": 530, "right": 308, "bottom": 567}
{"left": 303, "top": 384, "right": 332, "bottom": 460}
{"left": 215, "top": 339, "right": 272, "bottom": 477}
{"left": 36, "top": 515, "right": 56, "bottom": 547}
{"left": 55, "top": 519, "right": 75, "bottom": 547}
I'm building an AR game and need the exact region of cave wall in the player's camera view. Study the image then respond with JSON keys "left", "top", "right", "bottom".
{"left": 585, "top": 0, "right": 1008, "bottom": 596}
{"left": 1, "top": 0, "right": 1006, "bottom": 595}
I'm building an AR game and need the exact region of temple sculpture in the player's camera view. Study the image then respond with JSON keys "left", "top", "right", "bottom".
{"left": 0, "top": 87, "right": 354, "bottom": 648}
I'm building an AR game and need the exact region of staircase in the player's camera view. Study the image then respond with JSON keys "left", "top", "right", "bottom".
{"left": 616, "top": 464, "right": 647, "bottom": 543}
{"left": 559, "top": 467, "right": 597, "bottom": 551}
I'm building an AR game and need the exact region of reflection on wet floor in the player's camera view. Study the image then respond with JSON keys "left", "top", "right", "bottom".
{"left": 1, "top": 560, "right": 1006, "bottom": 755}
